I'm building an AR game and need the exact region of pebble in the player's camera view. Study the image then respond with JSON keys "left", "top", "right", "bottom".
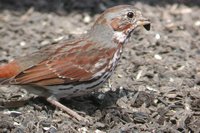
{"left": 83, "top": 14, "right": 91, "bottom": 24}
{"left": 154, "top": 54, "right": 162, "bottom": 60}
{"left": 78, "top": 127, "right": 88, "bottom": 133}
{"left": 19, "top": 41, "right": 26, "bottom": 46}
{"left": 95, "top": 129, "right": 106, "bottom": 133}
{"left": 155, "top": 33, "right": 160, "bottom": 40}
{"left": 194, "top": 21, "right": 200, "bottom": 27}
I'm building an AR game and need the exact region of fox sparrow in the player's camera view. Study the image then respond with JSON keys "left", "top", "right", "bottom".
{"left": 0, "top": 5, "right": 150, "bottom": 122}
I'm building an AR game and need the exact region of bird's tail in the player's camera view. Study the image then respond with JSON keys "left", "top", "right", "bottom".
{"left": 0, "top": 61, "right": 20, "bottom": 83}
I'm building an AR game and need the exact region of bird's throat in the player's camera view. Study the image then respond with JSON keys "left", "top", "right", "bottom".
{"left": 113, "top": 31, "right": 128, "bottom": 44}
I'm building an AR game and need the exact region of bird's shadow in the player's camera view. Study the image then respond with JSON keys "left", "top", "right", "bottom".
{"left": 61, "top": 90, "right": 125, "bottom": 115}
{"left": 29, "top": 88, "right": 129, "bottom": 116}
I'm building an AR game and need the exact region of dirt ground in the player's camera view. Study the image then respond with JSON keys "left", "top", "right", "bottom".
{"left": 0, "top": 0, "right": 200, "bottom": 132}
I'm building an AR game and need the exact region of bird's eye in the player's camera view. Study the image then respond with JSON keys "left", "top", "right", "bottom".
{"left": 127, "top": 12, "right": 134, "bottom": 18}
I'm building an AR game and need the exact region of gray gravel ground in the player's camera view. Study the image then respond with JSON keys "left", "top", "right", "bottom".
{"left": 0, "top": 0, "right": 200, "bottom": 132}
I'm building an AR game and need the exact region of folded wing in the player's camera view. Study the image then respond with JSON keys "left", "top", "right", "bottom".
{"left": 10, "top": 42, "right": 116, "bottom": 86}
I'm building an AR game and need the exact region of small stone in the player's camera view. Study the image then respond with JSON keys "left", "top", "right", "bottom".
{"left": 3, "top": 110, "right": 22, "bottom": 116}
{"left": 154, "top": 54, "right": 162, "bottom": 60}
{"left": 117, "top": 74, "right": 123, "bottom": 78}
{"left": 146, "top": 86, "right": 158, "bottom": 92}
{"left": 13, "top": 122, "right": 20, "bottom": 126}
{"left": 53, "top": 36, "right": 64, "bottom": 42}
{"left": 78, "top": 127, "right": 88, "bottom": 133}
{"left": 97, "top": 93, "right": 105, "bottom": 100}
{"left": 49, "top": 126, "right": 57, "bottom": 133}
{"left": 136, "top": 70, "right": 143, "bottom": 80}
{"left": 42, "top": 21, "right": 47, "bottom": 26}
{"left": 155, "top": 33, "right": 160, "bottom": 40}
{"left": 41, "top": 40, "right": 50, "bottom": 46}
{"left": 169, "top": 78, "right": 174, "bottom": 82}
{"left": 95, "top": 129, "right": 106, "bottom": 133}
{"left": 194, "top": 21, "right": 200, "bottom": 26}
{"left": 83, "top": 14, "right": 91, "bottom": 23}
{"left": 20, "top": 41, "right": 26, "bottom": 46}
{"left": 43, "top": 127, "right": 50, "bottom": 131}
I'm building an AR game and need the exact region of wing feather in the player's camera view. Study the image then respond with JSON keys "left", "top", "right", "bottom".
{"left": 11, "top": 42, "right": 117, "bottom": 86}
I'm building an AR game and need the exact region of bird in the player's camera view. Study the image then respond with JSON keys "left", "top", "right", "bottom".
{"left": 0, "top": 5, "right": 150, "bottom": 122}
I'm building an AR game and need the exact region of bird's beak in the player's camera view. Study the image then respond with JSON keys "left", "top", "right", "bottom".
{"left": 136, "top": 17, "right": 151, "bottom": 31}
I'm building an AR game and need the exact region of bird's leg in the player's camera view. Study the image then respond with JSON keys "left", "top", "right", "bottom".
{"left": 23, "top": 85, "right": 88, "bottom": 123}
{"left": 46, "top": 96, "right": 88, "bottom": 123}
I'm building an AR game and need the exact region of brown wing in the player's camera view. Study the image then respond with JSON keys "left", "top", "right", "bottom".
{"left": 11, "top": 42, "right": 117, "bottom": 86}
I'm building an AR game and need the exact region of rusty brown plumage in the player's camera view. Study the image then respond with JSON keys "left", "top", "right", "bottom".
{"left": 0, "top": 61, "right": 21, "bottom": 78}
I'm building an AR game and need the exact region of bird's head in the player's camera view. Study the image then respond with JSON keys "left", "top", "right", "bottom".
{"left": 93, "top": 5, "right": 151, "bottom": 44}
